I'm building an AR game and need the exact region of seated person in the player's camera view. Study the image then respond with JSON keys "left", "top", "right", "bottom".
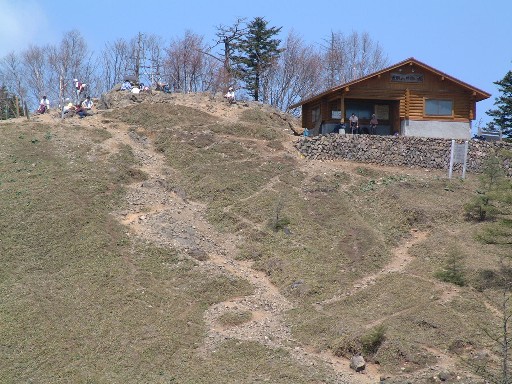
{"left": 120, "top": 80, "right": 132, "bottom": 91}
{"left": 37, "top": 95, "right": 50, "bottom": 114}
{"left": 138, "top": 83, "right": 149, "bottom": 93}
{"left": 156, "top": 81, "right": 170, "bottom": 93}
{"left": 224, "top": 87, "right": 235, "bottom": 103}
{"left": 75, "top": 104, "right": 88, "bottom": 118}
{"left": 63, "top": 102, "right": 75, "bottom": 114}
{"left": 369, "top": 114, "right": 378, "bottom": 134}
{"left": 349, "top": 113, "right": 359, "bottom": 133}
{"left": 82, "top": 96, "right": 93, "bottom": 110}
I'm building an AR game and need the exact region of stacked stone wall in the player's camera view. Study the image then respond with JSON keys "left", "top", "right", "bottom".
{"left": 295, "top": 135, "right": 512, "bottom": 176}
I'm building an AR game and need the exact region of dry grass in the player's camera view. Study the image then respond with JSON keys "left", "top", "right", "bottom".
{"left": 1, "top": 99, "right": 510, "bottom": 383}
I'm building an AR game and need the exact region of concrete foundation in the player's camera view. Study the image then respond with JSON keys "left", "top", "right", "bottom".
{"left": 401, "top": 120, "right": 471, "bottom": 140}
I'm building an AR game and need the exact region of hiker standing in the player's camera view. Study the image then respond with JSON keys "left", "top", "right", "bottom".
{"left": 74, "top": 78, "right": 86, "bottom": 100}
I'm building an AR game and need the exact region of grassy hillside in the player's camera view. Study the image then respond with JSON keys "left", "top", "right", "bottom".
{"left": 1, "top": 94, "right": 510, "bottom": 383}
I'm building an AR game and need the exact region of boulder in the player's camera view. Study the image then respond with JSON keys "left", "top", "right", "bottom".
{"left": 350, "top": 355, "right": 366, "bottom": 372}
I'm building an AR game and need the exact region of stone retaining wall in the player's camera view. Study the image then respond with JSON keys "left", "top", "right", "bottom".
{"left": 295, "top": 135, "right": 512, "bottom": 176}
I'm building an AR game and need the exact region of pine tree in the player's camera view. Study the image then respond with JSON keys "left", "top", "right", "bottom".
{"left": 486, "top": 69, "right": 512, "bottom": 137}
{"left": 0, "top": 85, "right": 23, "bottom": 120}
{"left": 232, "top": 17, "right": 282, "bottom": 101}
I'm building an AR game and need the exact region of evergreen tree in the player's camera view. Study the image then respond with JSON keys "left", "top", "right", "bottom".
{"left": 233, "top": 17, "right": 282, "bottom": 101}
{"left": 0, "top": 85, "right": 23, "bottom": 120}
{"left": 487, "top": 69, "right": 512, "bottom": 137}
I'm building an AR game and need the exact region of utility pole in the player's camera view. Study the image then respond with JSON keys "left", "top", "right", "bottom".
{"left": 135, "top": 32, "right": 143, "bottom": 82}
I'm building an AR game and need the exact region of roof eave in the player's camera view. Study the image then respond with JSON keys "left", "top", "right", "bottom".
{"left": 290, "top": 57, "right": 491, "bottom": 108}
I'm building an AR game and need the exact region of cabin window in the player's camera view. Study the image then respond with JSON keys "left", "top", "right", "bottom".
{"left": 345, "top": 102, "right": 374, "bottom": 119}
{"left": 425, "top": 99, "right": 453, "bottom": 116}
{"left": 312, "top": 106, "right": 321, "bottom": 124}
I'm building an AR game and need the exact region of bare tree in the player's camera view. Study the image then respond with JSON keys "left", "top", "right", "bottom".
{"left": 214, "top": 18, "right": 247, "bottom": 88}
{"left": 143, "top": 34, "right": 165, "bottom": 86}
{"left": 322, "top": 31, "right": 348, "bottom": 88}
{"left": 100, "top": 38, "right": 131, "bottom": 91}
{"left": 0, "top": 52, "right": 28, "bottom": 111}
{"left": 22, "top": 45, "right": 48, "bottom": 103}
{"left": 261, "top": 31, "right": 323, "bottom": 112}
{"left": 321, "top": 31, "right": 389, "bottom": 88}
{"left": 47, "top": 30, "right": 91, "bottom": 105}
{"left": 163, "top": 31, "right": 216, "bottom": 93}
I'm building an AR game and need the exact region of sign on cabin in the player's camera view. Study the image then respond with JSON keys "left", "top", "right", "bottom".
{"left": 375, "top": 105, "right": 389, "bottom": 120}
{"left": 390, "top": 73, "right": 424, "bottom": 83}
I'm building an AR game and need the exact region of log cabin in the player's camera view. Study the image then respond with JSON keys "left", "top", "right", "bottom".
{"left": 290, "top": 58, "right": 491, "bottom": 139}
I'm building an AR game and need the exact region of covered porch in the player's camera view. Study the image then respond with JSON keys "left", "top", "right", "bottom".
{"left": 316, "top": 98, "right": 401, "bottom": 136}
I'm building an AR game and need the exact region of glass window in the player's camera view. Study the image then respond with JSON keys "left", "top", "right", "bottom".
{"left": 425, "top": 99, "right": 452, "bottom": 116}
{"left": 312, "top": 106, "right": 320, "bottom": 124}
{"left": 345, "top": 102, "right": 374, "bottom": 119}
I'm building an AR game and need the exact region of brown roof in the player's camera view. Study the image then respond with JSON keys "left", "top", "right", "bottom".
{"left": 289, "top": 57, "right": 491, "bottom": 109}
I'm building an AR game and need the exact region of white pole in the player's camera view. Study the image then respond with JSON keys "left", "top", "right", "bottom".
{"left": 448, "top": 140, "right": 455, "bottom": 179}
{"left": 462, "top": 141, "right": 468, "bottom": 179}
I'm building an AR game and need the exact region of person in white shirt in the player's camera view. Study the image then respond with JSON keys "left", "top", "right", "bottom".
{"left": 37, "top": 95, "right": 50, "bottom": 114}
{"left": 82, "top": 96, "right": 93, "bottom": 110}
{"left": 224, "top": 87, "right": 235, "bottom": 103}
{"left": 349, "top": 113, "right": 359, "bottom": 133}
{"left": 74, "top": 78, "right": 86, "bottom": 99}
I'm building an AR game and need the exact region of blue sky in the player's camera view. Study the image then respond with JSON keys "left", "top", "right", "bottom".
{"left": 1, "top": 0, "right": 510, "bottom": 127}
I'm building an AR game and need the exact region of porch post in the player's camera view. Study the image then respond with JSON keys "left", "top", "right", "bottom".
{"left": 340, "top": 94, "right": 345, "bottom": 124}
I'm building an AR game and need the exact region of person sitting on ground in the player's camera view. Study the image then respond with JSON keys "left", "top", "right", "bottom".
{"left": 138, "top": 82, "right": 149, "bottom": 93}
{"left": 224, "top": 87, "right": 235, "bottom": 103}
{"left": 120, "top": 80, "right": 132, "bottom": 91}
{"left": 156, "top": 81, "right": 170, "bottom": 92}
{"left": 63, "top": 102, "right": 75, "bottom": 114}
{"left": 37, "top": 95, "right": 50, "bottom": 114}
{"left": 82, "top": 96, "right": 93, "bottom": 110}
{"left": 75, "top": 103, "right": 88, "bottom": 118}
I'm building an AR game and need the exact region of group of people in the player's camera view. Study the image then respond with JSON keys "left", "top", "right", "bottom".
{"left": 348, "top": 113, "right": 379, "bottom": 134}
{"left": 63, "top": 96, "right": 93, "bottom": 118}
{"left": 36, "top": 77, "right": 94, "bottom": 117}
{"left": 120, "top": 79, "right": 151, "bottom": 94}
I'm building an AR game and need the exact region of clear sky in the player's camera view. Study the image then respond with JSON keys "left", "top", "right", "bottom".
{"left": 1, "top": 0, "right": 510, "bottom": 127}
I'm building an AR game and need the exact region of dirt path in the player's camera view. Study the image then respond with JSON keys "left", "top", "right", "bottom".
{"left": 316, "top": 229, "right": 429, "bottom": 310}
{"left": 53, "top": 109, "right": 376, "bottom": 383}
{"left": 30, "top": 107, "right": 455, "bottom": 382}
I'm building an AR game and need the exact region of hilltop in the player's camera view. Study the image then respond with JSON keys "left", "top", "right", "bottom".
{"left": 0, "top": 90, "right": 507, "bottom": 383}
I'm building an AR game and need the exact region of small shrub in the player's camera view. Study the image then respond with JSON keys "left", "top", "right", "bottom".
{"left": 464, "top": 194, "right": 497, "bottom": 221}
{"left": 435, "top": 249, "right": 466, "bottom": 286}
{"left": 269, "top": 199, "right": 290, "bottom": 232}
{"left": 331, "top": 335, "right": 362, "bottom": 358}
{"left": 361, "top": 325, "right": 387, "bottom": 356}
{"left": 331, "top": 325, "right": 386, "bottom": 359}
